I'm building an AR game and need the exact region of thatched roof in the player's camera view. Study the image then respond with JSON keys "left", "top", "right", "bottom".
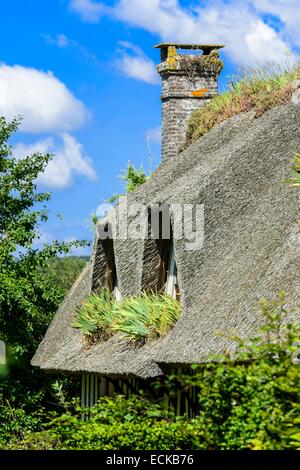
{"left": 32, "top": 101, "right": 300, "bottom": 378}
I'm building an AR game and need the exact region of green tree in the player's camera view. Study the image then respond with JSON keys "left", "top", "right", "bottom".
{"left": 39, "top": 256, "right": 89, "bottom": 294}
{"left": 0, "top": 117, "right": 86, "bottom": 361}
{"left": 0, "top": 117, "right": 87, "bottom": 440}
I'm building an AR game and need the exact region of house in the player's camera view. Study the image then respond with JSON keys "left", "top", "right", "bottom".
{"left": 32, "top": 44, "right": 300, "bottom": 414}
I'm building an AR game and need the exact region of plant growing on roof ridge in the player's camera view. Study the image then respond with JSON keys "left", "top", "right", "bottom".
{"left": 90, "top": 163, "right": 149, "bottom": 227}
{"left": 288, "top": 153, "right": 300, "bottom": 188}
{"left": 72, "top": 289, "right": 117, "bottom": 341}
{"left": 186, "top": 62, "right": 300, "bottom": 145}
{"left": 73, "top": 290, "right": 181, "bottom": 345}
{"left": 109, "top": 163, "right": 149, "bottom": 203}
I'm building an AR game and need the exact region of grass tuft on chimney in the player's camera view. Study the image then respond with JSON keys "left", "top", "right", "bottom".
{"left": 186, "top": 63, "right": 300, "bottom": 146}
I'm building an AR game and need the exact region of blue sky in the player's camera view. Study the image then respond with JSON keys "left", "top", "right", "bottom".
{"left": 0, "top": 0, "right": 299, "bottom": 254}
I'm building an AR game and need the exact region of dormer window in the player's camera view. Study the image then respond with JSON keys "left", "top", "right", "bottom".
{"left": 141, "top": 206, "right": 180, "bottom": 298}
{"left": 92, "top": 223, "right": 117, "bottom": 294}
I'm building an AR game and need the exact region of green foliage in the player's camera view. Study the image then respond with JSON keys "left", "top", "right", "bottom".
{"left": 0, "top": 385, "right": 44, "bottom": 445}
{"left": 187, "top": 63, "right": 300, "bottom": 144}
{"left": 288, "top": 153, "right": 300, "bottom": 188}
{"left": 177, "top": 292, "right": 300, "bottom": 450}
{"left": 287, "top": 417, "right": 300, "bottom": 450}
{"left": 1, "top": 118, "right": 299, "bottom": 450}
{"left": 186, "top": 358, "right": 299, "bottom": 450}
{"left": 6, "top": 291, "right": 299, "bottom": 450}
{"left": 0, "top": 117, "right": 86, "bottom": 445}
{"left": 0, "top": 117, "right": 87, "bottom": 361}
{"left": 74, "top": 290, "right": 181, "bottom": 344}
{"left": 73, "top": 289, "right": 117, "bottom": 339}
{"left": 4, "top": 396, "right": 205, "bottom": 450}
{"left": 39, "top": 256, "right": 89, "bottom": 294}
{"left": 109, "top": 163, "right": 148, "bottom": 203}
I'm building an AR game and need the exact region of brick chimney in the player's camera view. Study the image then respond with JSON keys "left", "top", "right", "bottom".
{"left": 155, "top": 43, "right": 224, "bottom": 162}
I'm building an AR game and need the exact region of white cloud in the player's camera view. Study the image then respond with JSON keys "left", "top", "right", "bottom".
{"left": 72, "top": 0, "right": 298, "bottom": 67}
{"left": 13, "top": 133, "right": 97, "bottom": 189}
{"left": 44, "top": 34, "right": 102, "bottom": 68}
{"left": 244, "top": 20, "right": 291, "bottom": 65}
{"left": 0, "top": 63, "right": 88, "bottom": 133}
{"left": 69, "top": 0, "right": 108, "bottom": 23}
{"left": 117, "top": 42, "right": 159, "bottom": 84}
{"left": 119, "top": 54, "right": 159, "bottom": 84}
{"left": 252, "top": 0, "right": 300, "bottom": 47}
{"left": 114, "top": 0, "right": 292, "bottom": 67}
{"left": 44, "top": 33, "right": 70, "bottom": 48}
{"left": 56, "top": 34, "right": 69, "bottom": 47}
